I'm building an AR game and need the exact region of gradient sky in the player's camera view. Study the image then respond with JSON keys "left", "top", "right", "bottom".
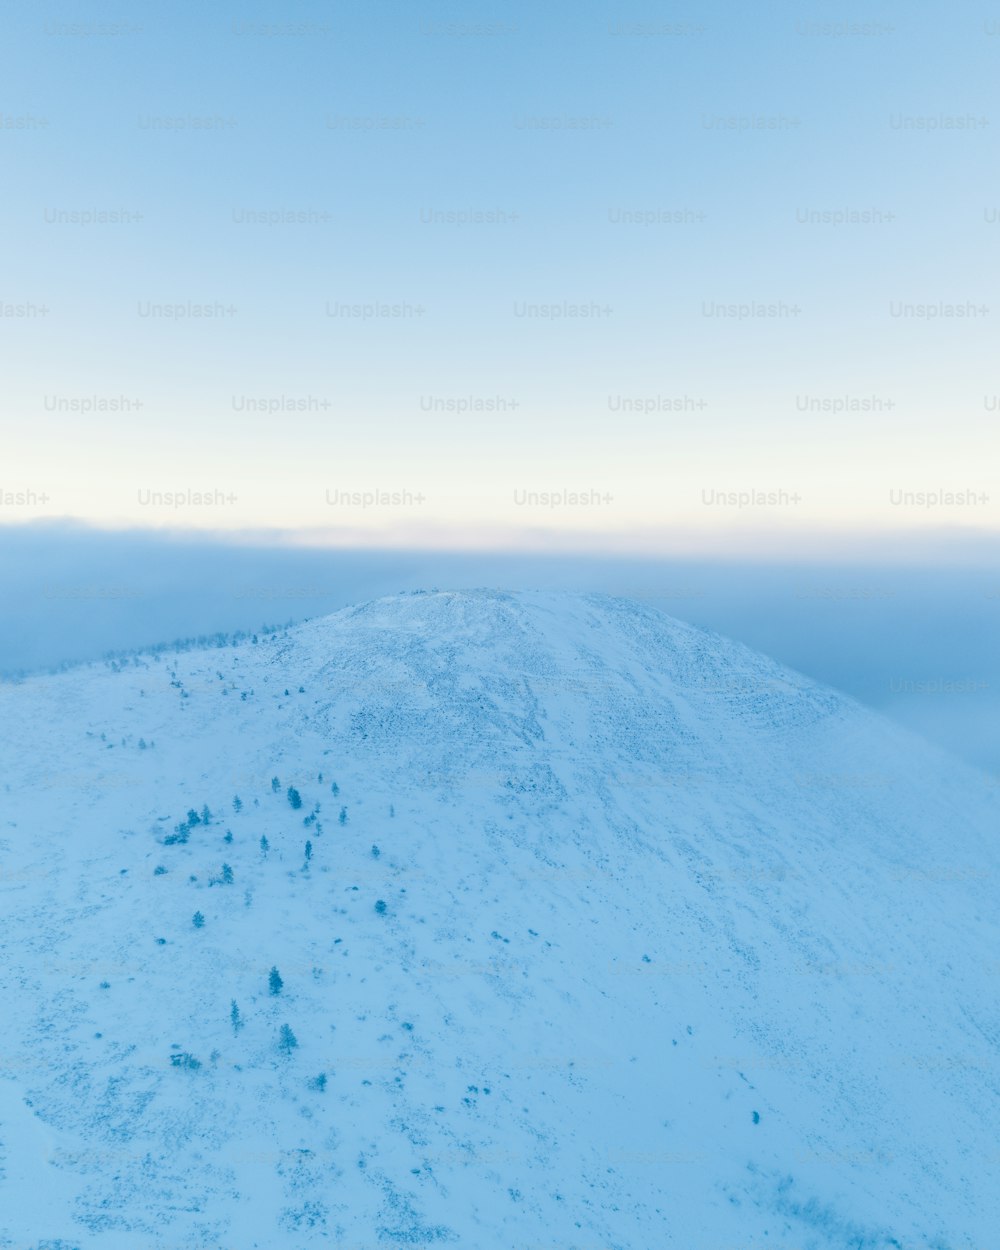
{"left": 2, "top": 0, "right": 998, "bottom": 553}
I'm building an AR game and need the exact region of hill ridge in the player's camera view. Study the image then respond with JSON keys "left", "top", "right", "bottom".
{"left": 0, "top": 589, "right": 995, "bottom": 1248}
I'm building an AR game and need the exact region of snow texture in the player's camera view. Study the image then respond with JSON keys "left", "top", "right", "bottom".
{"left": 0, "top": 589, "right": 996, "bottom": 1249}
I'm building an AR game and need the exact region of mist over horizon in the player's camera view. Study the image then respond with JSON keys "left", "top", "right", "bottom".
{"left": 2, "top": 521, "right": 997, "bottom": 774}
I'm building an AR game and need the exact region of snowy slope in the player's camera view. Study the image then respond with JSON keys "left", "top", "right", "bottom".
{"left": 0, "top": 589, "right": 996, "bottom": 1250}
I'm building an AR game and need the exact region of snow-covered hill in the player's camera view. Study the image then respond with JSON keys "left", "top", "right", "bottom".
{"left": 0, "top": 590, "right": 996, "bottom": 1249}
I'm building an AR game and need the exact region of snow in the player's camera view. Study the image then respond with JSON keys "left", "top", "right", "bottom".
{"left": 0, "top": 589, "right": 996, "bottom": 1248}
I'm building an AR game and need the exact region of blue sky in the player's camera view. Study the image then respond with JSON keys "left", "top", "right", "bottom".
{"left": 3, "top": 0, "right": 998, "bottom": 551}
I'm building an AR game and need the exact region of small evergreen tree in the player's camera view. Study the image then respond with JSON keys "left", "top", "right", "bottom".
{"left": 187, "top": 808, "right": 201, "bottom": 827}
{"left": 260, "top": 835, "right": 269, "bottom": 857}
{"left": 221, "top": 863, "right": 234, "bottom": 885}
{"left": 164, "top": 822, "right": 189, "bottom": 846}
{"left": 338, "top": 807, "right": 347, "bottom": 825}
{"left": 271, "top": 777, "right": 281, "bottom": 793}
{"left": 269, "top": 966, "right": 283, "bottom": 995}
{"left": 230, "top": 1000, "right": 242, "bottom": 1033}
{"left": 193, "top": 911, "right": 205, "bottom": 928}
{"left": 233, "top": 795, "right": 243, "bottom": 813}
{"left": 330, "top": 781, "right": 339, "bottom": 796}
{"left": 371, "top": 844, "right": 380, "bottom": 858}
{"left": 287, "top": 786, "right": 302, "bottom": 810}
{"left": 279, "top": 1023, "right": 298, "bottom": 1054}
{"left": 201, "top": 804, "right": 212, "bottom": 825}
{"left": 304, "top": 840, "right": 313, "bottom": 863}
{"left": 170, "top": 1052, "right": 201, "bottom": 1070}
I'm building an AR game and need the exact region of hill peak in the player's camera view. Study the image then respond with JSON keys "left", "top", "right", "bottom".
{"left": 0, "top": 590, "right": 996, "bottom": 1246}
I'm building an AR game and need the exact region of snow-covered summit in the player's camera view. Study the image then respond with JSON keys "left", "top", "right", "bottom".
{"left": 0, "top": 590, "right": 996, "bottom": 1248}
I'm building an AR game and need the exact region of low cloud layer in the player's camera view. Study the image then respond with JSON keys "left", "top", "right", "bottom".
{"left": 2, "top": 522, "right": 997, "bottom": 773}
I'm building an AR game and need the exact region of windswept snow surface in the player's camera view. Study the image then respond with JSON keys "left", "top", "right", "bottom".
{"left": 0, "top": 589, "right": 996, "bottom": 1249}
